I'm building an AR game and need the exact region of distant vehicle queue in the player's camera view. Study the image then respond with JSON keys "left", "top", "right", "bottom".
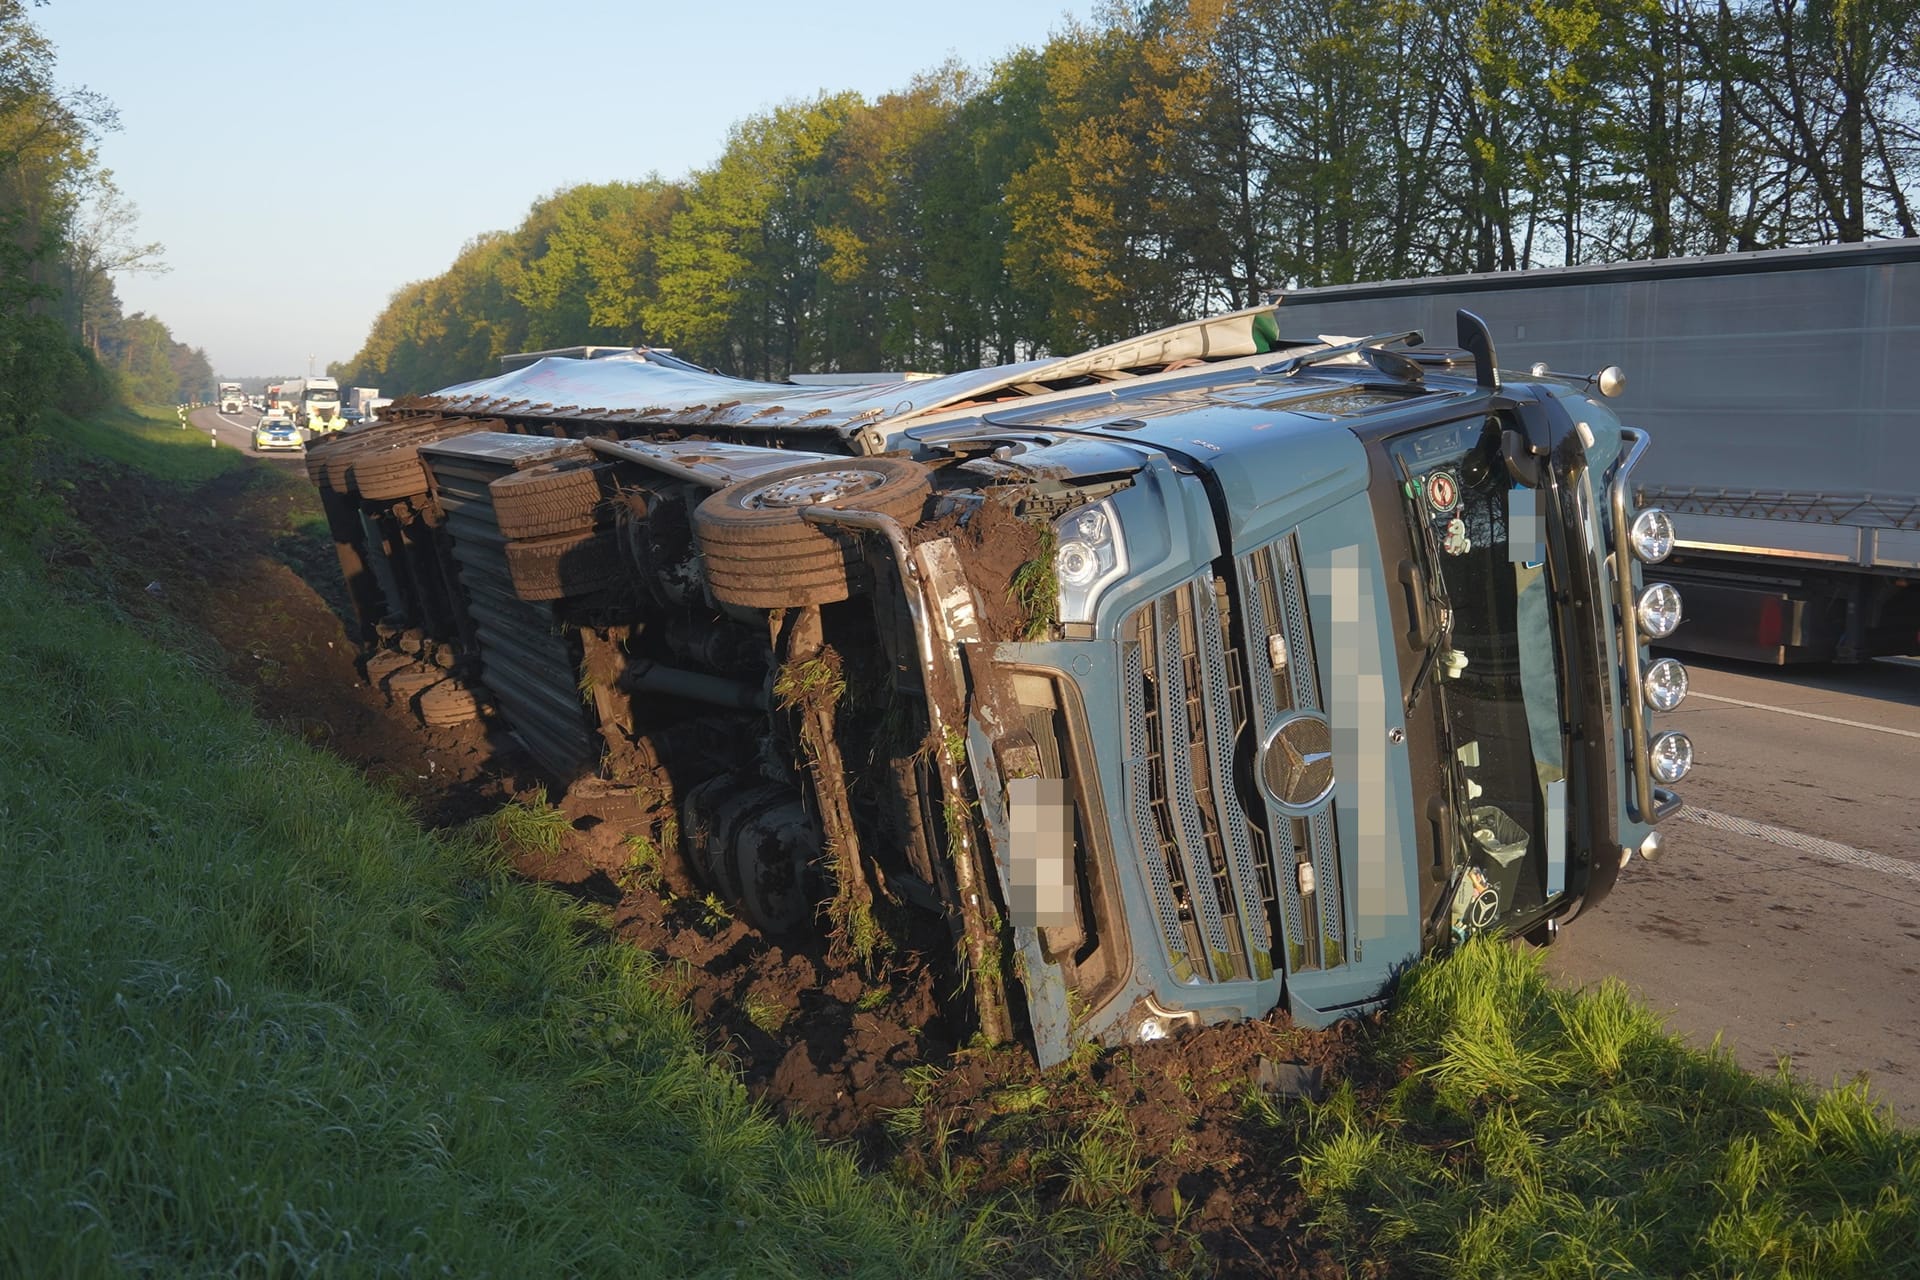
{"left": 219, "top": 378, "right": 387, "bottom": 453}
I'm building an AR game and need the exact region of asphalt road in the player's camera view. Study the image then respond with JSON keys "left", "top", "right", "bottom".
{"left": 1545, "top": 654, "right": 1920, "bottom": 1121}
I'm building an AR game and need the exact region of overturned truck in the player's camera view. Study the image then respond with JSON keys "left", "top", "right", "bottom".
{"left": 305, "top": 307, "right": 1689, "bottom": 1065}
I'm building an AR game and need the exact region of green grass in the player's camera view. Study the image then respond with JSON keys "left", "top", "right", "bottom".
{"left": 1008, "top": 527, "right": 1058, "bottom": 641}
{"left": 490, "top": 787, "right": 570, "bottom": 857}
{"left": 44, "top": 404, "right": 245, "bottom": 484}
{"left": 1279, "top": 939, "right": 1920, "bottom": 1278}
{"left": 772, "top": 655, "right": 846, "bottom": 711}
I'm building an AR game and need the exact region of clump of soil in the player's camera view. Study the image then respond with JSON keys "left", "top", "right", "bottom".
{"left": 914, "top": 489, "right": 1052, "bottom": 641}
{"left": 51, "top": 433, "right": 1371, "bottom": 1277}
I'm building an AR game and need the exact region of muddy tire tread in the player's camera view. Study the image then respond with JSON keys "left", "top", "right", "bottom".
{"left": 505, "top": 529, "right": 624, "bottom": 601}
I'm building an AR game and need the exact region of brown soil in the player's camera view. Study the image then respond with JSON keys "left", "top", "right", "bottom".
{"left": 47, "top": 437, "right": 1383, "bottom": 1278}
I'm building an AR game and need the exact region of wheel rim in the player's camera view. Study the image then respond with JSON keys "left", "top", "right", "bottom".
{"left": 747, "top": 469, "right": 883, "bottom": 509}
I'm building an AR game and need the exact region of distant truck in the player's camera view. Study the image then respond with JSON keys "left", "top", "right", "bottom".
{"left": 217, "top": 382, "right": 244, "bottom": 414}
{"left": 1271, "top": 239, "right": 1920, "bottom": 663}
{"left": 346, "top": 386, "right": 382, "bottom": 414}
{"left": 283, "top": 376, "right": 345, "bottom": 433}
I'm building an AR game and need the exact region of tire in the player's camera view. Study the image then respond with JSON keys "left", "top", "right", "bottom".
{"left": 304, "top": 433, "right": 347, "bottom": 487}
{"left": 349, "top": 420, "right": 476, "bottom": 502}
{"left": 691, "top": 458, "right": 928, "bottom": 609}
{"left": 700, "top": 559, "right": 868, "bottom": 609}
{"left": 384, "top": 664, "right": 444, "bottom": 707}
{"left": 363, "top": 649, "right": 414, "bottom": 686}
{"left": 353, "top": 417, "right": 512, "bottom": 502}
{"left": 328, "top": 417, "right": 449, "bottom": 494}
{"left": 504, "top": 528, "right": 625, "bottom": 602}
{"left": 490, "top": 455, "right": 609, "bottom": 540}
{"left": 418, "top": 679, "right": 482, "bottom": 727}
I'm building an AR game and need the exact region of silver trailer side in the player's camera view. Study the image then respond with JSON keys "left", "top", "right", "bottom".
{"left": 1273, "top": 240, "right": 1920, "bottom": 662}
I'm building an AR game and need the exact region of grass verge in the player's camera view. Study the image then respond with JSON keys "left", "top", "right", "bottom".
{"left": 1275, "top": 939, "right": 1920, "bottom": 1278}
{"left": 44, "top": 403, "right": 244, "bottom": 484}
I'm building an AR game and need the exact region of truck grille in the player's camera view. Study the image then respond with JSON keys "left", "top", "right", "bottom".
{"left": 1121, "top": 577, "right": 1273, "bottom": 983}
{"left": 1239, "top": 536, "right": 1345, "bottom": 971}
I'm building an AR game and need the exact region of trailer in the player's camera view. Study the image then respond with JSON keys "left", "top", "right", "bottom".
{"left": 1271, "top": 240, "right": 1920, "bottom": 663}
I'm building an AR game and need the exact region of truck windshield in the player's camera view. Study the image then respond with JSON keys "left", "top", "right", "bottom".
{"left": 1387, "top": 414, "right": 1568, "bottom": 938}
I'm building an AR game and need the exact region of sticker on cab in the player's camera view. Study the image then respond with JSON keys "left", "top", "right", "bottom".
{"left": 1424, "top": 469, "right": 1460, "bottom": 514}
{"left": 1443, "top": 517, "right": 1471, "bottom": 556}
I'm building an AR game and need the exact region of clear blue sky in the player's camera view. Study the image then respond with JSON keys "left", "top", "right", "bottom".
{"left": 39, "top": 0, "right": 1091, "bottom": 379}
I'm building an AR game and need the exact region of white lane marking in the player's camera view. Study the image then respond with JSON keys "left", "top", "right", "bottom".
{"left": 1688, "top": 691, "right": 1920, "bottom": 740}
{"left": 1679, "top": 805, "right": 1920, "bottom": 886}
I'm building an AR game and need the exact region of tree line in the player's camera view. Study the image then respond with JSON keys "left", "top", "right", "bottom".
{"left": 1, "top": 0, "right": 209, "bottom": 459}
{"left": 336, "top": 0, "right": 1918, "bottom": 394}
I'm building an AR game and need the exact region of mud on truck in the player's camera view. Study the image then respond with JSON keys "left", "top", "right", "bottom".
{"left": 303, "top": 307, "right": 1689, "bottom": 1065}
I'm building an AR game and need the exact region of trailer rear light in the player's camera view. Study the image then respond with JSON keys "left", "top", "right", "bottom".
{"left": 1636, "top": 582, "right": 1682, "bottom": 637}
{"left": 1642, "top": 657, "right": 1688, "bottom": 711}
{"left": 1648, "top": 732, "right": 1693, "bottom": 783}
{"left": 1629, "top": 509, "right": 1674, "bottom": 563}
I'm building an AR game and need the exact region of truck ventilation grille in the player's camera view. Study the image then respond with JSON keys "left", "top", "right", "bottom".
{"left": 1120, "top": 576, "right": 1274, "bottom": 983}
{"left": 1239, "top": 535, "right": 1345, "bottom": 971}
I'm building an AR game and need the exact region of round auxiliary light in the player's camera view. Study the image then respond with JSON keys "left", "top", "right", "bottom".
{"left": 1648, "top": 731, "right": 1693, "bottom": 784}
{"left": 1643, "top": 657, "right": 1689, "bottom": 711}
{"left": 1637, "top": 582, "right": 1683, "bottom": 638}
{"left": 1630, "top": 508, "right": 1675, "bottom": 563}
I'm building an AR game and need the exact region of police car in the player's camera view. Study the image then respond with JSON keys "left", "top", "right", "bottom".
{"left": 253, "top": 413, "right": 303, "bottom": 452}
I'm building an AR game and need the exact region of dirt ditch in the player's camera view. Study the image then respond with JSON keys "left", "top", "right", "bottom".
{"left": 50, "top": 446, "right": 1385, "bottom": 1278}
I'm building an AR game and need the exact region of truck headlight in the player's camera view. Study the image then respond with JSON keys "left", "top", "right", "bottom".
{"left": 1648, "top": 731, "right": 1693, "bottom": 783}
{"left": 1054, "top": 500, "right": 1128, "bottom": 626}
{"left": 1637, "top": 582, "right": 1682, "bottom": 637}
{"left": 1643, "top": 657, "right": 1688, "bottom": 711}
{"left": 1629, "top": 508, "right": 1674, "bottom": 563}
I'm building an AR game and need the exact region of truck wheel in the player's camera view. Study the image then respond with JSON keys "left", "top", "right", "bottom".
{"left": 490, "top": 455, "right": 609, "bottom": 540}
{"left": 317, "top": 418, "right": 424, "bottom": 494}
{"left": 504, "top": 528, "right": 625, "bottom": 601}
{"left": 418, "top": 679, "right": 483, "bottom": 727}
{"left": 691, "top": 458, "right": 929, "bottom": 608}
{"left": 340, "top": 417, "right": 478, "bottom": 501}
{"left": 349, "top": 423, "right": 468, "bottom": 502}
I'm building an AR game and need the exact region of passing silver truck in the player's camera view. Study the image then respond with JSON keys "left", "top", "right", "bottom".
{"left": 304, "top": 307, "right": 1686, "bottom": 1063}
{"left": 1273, "top": 239, "right": 1920, "bottom": 663}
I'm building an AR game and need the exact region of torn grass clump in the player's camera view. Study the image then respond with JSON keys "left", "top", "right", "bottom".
{"left": 1008, "top": 526, "right": 1058, "bottom": 641}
